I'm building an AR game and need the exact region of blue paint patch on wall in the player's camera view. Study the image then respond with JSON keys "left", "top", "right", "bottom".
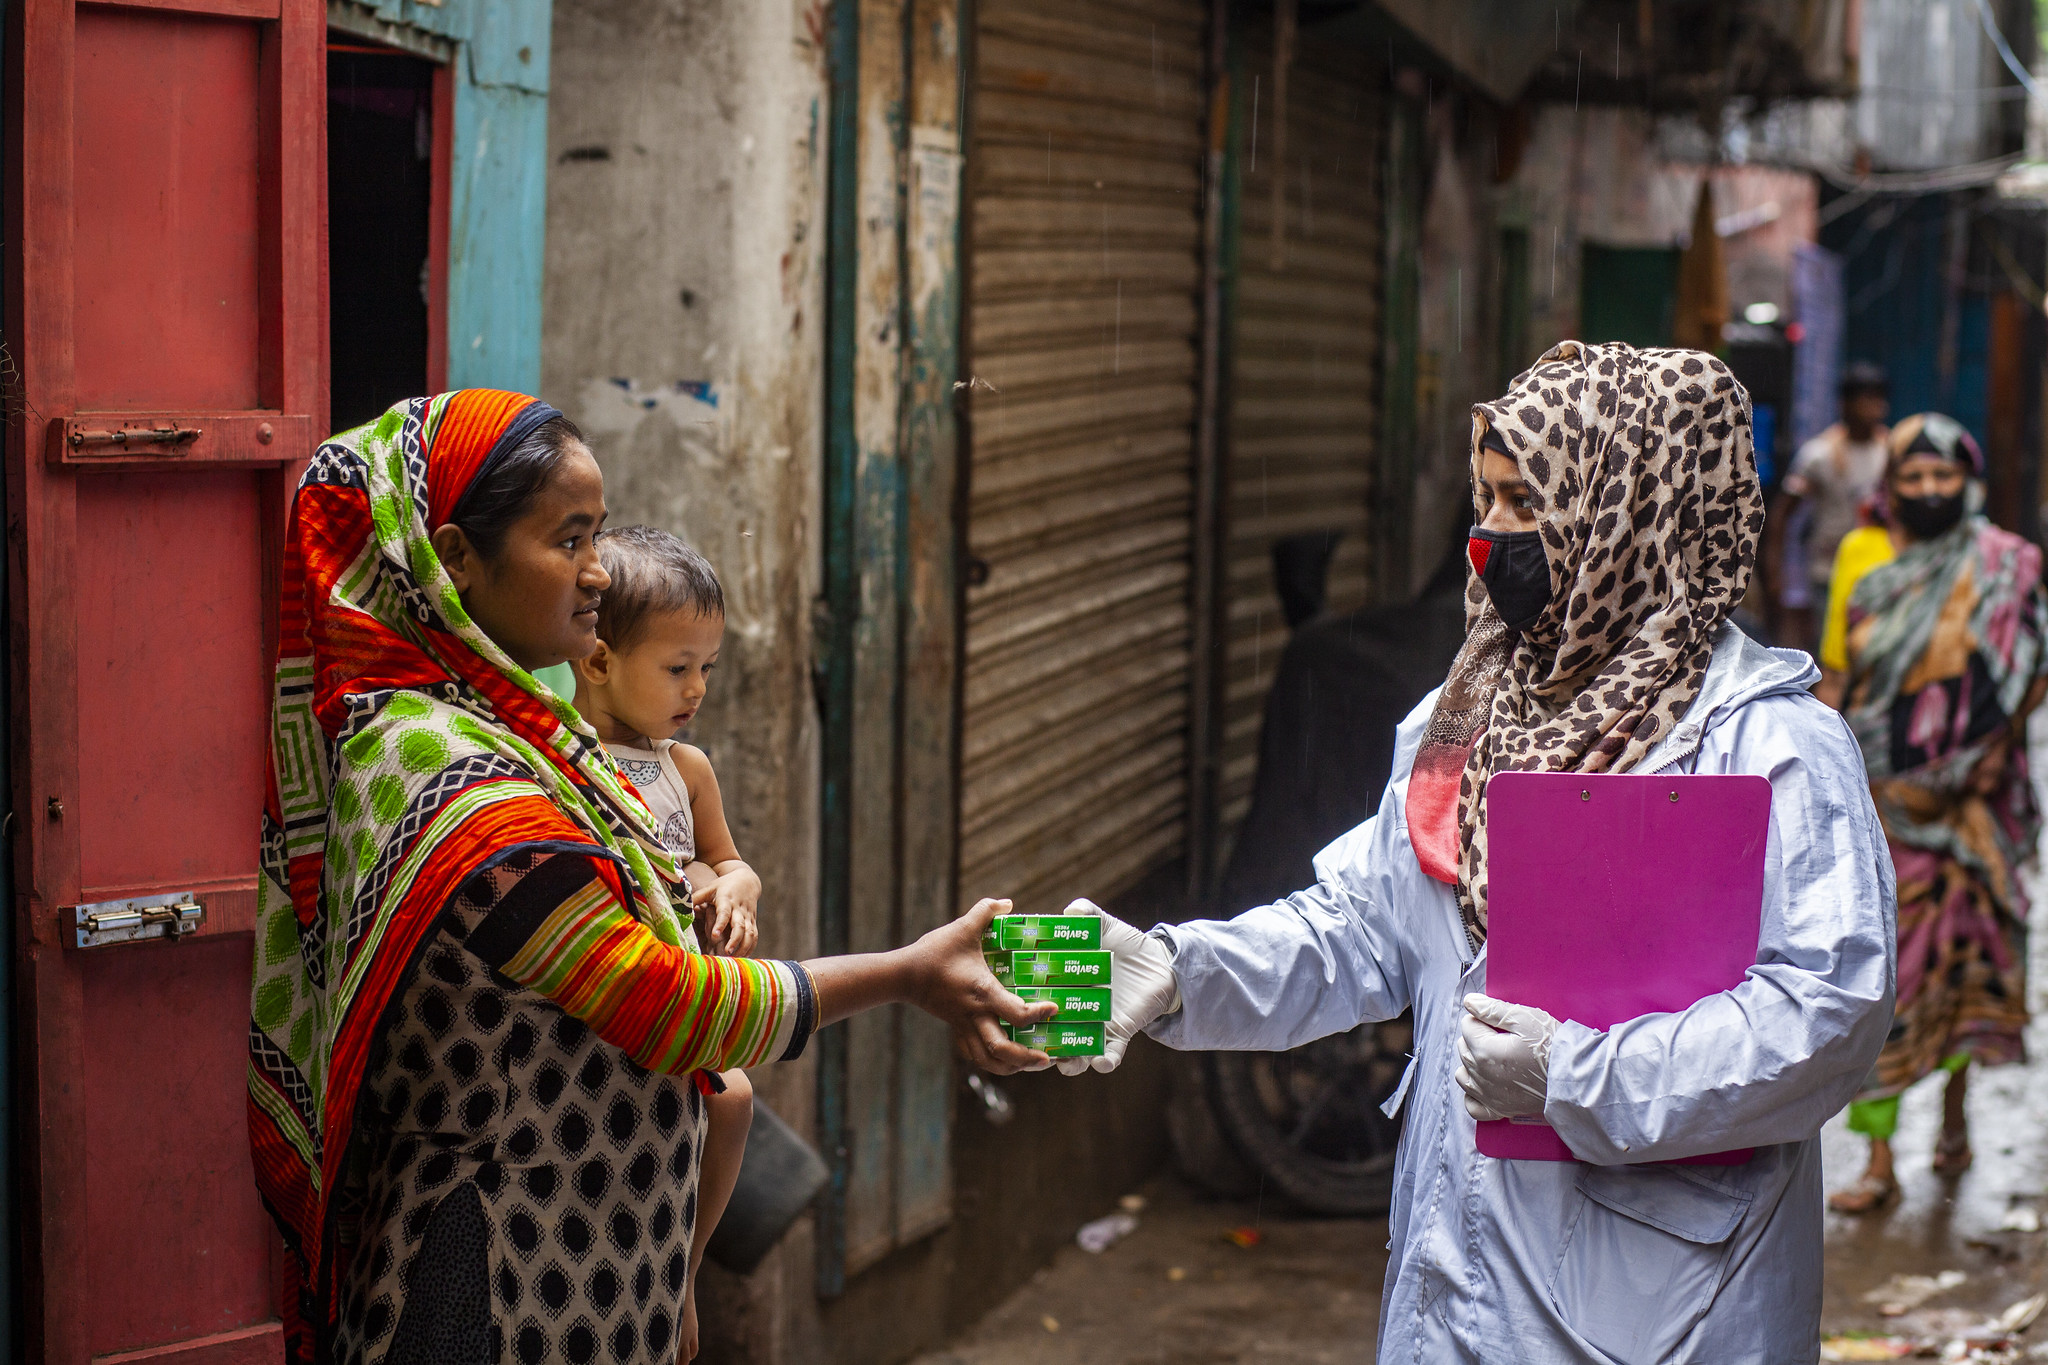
{"left": 356, "top": 0, "right": 555, "bottom": 396}
{"left": 601, "top": 377, "right": 719, "bottom": 411}
{"left": 448, "top": 77, "right": 550, "bottom": 394}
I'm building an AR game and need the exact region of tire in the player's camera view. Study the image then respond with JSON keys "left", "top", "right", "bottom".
{"left": 1165, "top": 1050, "right": 1261, "bottom": 1199}
{"left": 1206, "top": 1014, "right": 1413, "bottom": 1216}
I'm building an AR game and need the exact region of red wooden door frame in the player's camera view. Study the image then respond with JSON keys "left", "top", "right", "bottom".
{"left": 4, "top": 0, "right": 325, "bottom": 1360}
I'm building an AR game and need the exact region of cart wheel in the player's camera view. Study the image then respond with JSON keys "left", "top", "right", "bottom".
{"left": 1206, "top": 1014, "right": 1411, "bottom": 1216}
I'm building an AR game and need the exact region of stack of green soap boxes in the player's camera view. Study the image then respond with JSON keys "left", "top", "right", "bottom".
{"left": 983, "top": 914, "right": 1109, "bottom": 1056}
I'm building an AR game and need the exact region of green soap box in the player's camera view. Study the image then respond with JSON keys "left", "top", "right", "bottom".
{"left": 1014, "top": 986, "right": 1111, "bottom": 1021}
{"left": 1008, "top": 1021, "right": 1106, "bottom": 1056}
{"left": 982, "top": 915, "right": 1102, "bottom": 951}
{"left": 994, "top": 949, "right": 1112, "bottom": 988}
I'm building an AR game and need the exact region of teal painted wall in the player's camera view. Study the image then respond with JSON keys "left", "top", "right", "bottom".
{"left": 346, "top": 0, "right": 553, "bottom": 393}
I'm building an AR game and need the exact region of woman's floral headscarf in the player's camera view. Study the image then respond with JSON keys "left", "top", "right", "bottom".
{"left": 1406, "top": 342, "right": 1765, "bottom": 948}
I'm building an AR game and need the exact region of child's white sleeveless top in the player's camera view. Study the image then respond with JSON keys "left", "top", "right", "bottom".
{"left": 603, "top": 736, "right": 697, "bottom": 862}
{"left": 604, "top": 736, "right": 700, "bottom": 950}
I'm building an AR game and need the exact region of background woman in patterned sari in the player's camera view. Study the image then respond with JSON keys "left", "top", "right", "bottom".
{"left": 1820, "top": 412, "right": 2048, "bottom": 1213}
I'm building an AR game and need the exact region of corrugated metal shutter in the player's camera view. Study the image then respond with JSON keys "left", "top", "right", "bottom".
{"left": 962, "top": 0, "right": 1207, "bottom": 912}
{"left": 1218, "top": 42, "right": 1384, "bottom": 841}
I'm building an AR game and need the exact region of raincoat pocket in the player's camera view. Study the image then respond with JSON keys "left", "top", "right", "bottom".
{"left": 1549, "top": 1165, "right": 1752, "bottom": 1364}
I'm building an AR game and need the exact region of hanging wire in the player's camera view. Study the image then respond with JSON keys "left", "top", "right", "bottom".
{"left": 1808, "top": 152, "right": 2024, "bottom": 195}
{"left": 1973, "top": 0, "right": 2042, "bottom": 101}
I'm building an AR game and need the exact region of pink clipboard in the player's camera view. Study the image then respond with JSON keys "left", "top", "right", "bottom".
{"left": 1477, "top": 771, "right": 1771, "bottom": 1163}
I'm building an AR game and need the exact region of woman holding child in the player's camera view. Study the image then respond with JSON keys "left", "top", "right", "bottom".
{"left": 248, "top": 390, "right": 1047, "bottom": 1365}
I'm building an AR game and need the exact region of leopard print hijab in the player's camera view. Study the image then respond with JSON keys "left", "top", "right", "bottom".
{"left": 1408, "top": 341, "right": 1764, "bottom": 949}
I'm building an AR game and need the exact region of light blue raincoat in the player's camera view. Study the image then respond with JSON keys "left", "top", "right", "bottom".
{"left": 1149, "top": 625, "right": 1897, "bottom": 1364}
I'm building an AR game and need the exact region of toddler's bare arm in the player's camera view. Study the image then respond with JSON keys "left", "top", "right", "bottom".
{"left": 674, "top": 744, "right": 761, "bottom": 954}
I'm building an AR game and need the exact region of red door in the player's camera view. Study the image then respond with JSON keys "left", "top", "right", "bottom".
{"left": 6, "top": 1, "right": 325, "bottom": 1360}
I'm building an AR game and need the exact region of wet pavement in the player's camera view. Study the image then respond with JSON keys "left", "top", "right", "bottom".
{"left": 1816, "top": 962, "right": 2048, "bottom": 1358}
{"left": 907, "top": 1176, "right": 1383, "bottom": 1365}
{"left": 1816, "top": 805, "right": 2048, "bottom": 1355}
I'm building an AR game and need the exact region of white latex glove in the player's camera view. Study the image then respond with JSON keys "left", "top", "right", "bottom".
{"left": 1054, "top": 898, "right": 1180, "bottom": 1076}
{"left": 1452, "top": 993, "right": 1558, "bottom": 1121}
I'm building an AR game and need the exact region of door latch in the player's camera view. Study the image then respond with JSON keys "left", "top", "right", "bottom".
{"left": 66, "top": 424, "right": 202, "bottom": 452}
{"left": 70, "top": 893, "right": 205, "bottom": 948}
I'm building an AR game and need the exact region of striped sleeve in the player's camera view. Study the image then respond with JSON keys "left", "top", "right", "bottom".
{"left": 465, "top": 850, "right": 816, "bottom": 1071}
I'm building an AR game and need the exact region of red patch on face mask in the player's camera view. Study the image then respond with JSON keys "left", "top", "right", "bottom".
{"left": 1467, "top": 536, "right": 1492, "bottom": 576}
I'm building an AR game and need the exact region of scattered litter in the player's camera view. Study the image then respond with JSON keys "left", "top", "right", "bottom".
{"left": 1040, "top": 1315, "right": 1060, "bottom": 1334}
{"left": 1897, "top": 1308, "right": 1998, "bottom": 1340}
{"left": 1820, "top": 1336, "right": 1914, "bottom": 1362}
{"left": 1222, "top": 1226, "right": 1263, "bottom": 1248}
{"left": 1166, "top": 1266, "right": 1187, "bottom": 1282}
{"left": 952, "top": 375, "right": 1002, "bottom": 394}
{"left": 1119, "top": 1193, "right": 1147, "bottom": 1214}
{"left": 2000, "top": 1294, "right": 2048, "bottom": 1333}
{"left": 2002, "top": 1208, "right": 2043, "bottom": 1233}
{"left": 1075, "top": 1212, "right": 1138, "bottom": 1254}
{"left": 1866, "top": 1270, "right": 1969, "bottom": 1316}
{"left": 1851, "top": 1293, "right": 2048, "bottom": 1363}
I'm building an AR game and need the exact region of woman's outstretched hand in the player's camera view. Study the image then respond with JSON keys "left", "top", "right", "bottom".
{"left": 802, "top": 897, "right": 1055, "bottom": 1075}
{"left": 911, "top": 898, "right": 1058, "bottom": 1074}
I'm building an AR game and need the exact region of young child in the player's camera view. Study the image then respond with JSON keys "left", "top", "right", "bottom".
{"left": 571, "top": 525, "right": 759, "bottom": 1363}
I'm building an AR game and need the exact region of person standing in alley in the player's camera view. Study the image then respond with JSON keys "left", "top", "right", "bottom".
{"left": 1817, "top": 413, "right": 2047, "bottom": 1214}
{"left": 247, "top": 391, "right": 1051, "bottom": 1365}
{"left": 1767, "top": 362, "right": 1891, "bottom": 652}
{"left": 1008, "top": 342, "right": 1896, "bottom": 1363}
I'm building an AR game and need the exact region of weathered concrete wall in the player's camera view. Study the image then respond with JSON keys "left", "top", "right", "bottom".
{"left": 542, "top": 2, "right": 831, "bottom": 1357}
{"left": 543, "top": 5, "right": 1184, "bottom": 1360}
{"left": 1500, "top": 106, "right": 1820, "bottom": 355}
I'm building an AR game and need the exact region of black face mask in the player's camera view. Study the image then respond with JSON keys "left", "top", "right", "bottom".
{"left": 1468, "top": 526, "right": 1551, "bottom": 633}
{"left": 1894, "top": 490, "right": 1966, "bottom": 541}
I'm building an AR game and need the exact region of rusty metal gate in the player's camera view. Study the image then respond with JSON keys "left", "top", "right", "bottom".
{"left": 1218, "top": 33, "right": 1385, "bottom": 848}
{"left": 961, "top": 0, "right": 1209, "bottom": 914}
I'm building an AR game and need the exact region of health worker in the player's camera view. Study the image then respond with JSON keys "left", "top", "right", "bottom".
{"left": 1029, "top": 342, "right": 1898, "bottom": 1364}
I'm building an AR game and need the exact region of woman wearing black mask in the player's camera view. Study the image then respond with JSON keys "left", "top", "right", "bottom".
{"left": 1056, "top": 344, "right": 1898, "bottom": 1359}
{"left": 1820, "top": 413, "right": 2048, "bottom": 1214}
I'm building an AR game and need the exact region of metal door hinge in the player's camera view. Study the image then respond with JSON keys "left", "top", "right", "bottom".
{"left": 70, "top": 893, "right": 205, "bottom": 948}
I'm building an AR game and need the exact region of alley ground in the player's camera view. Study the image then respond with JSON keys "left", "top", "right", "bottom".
{"left": 908, "top": 1174, "right": 1386, "bottom": 1365}
{"left": 910, "top": 731, "right": 2048, "bottom": 1364}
